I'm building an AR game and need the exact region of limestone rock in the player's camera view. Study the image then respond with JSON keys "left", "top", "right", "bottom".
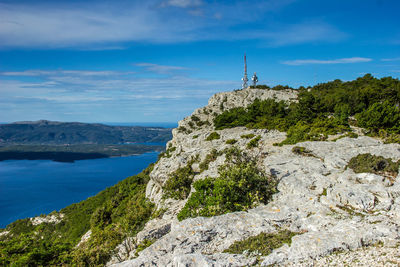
{"left": 111, "top": 88, "right": 400, "bottom": 266}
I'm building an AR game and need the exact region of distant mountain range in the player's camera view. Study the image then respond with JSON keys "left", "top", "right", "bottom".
{"left": 0, "top": 120, "right": 173, "bottom": 145}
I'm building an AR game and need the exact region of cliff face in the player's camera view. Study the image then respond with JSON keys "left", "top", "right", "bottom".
{"left": 111, "top": 88, "right": 400, "bottom": 266}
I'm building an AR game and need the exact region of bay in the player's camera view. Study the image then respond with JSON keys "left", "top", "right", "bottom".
{"left": 0, "top": 152, "right": 159, "bottom": 228}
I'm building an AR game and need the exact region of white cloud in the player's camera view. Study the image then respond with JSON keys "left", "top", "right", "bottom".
{"left": 0, "top": 69, "right": 238, "bottom": 122}
{"left": 267, "top": 22, "right": 346, "bottom": 46}
{"left": 135, "top": 63, "right": 189, "bottom": 74}
{"left": 0, "top": 0, "right": 344, "bottom": 48}
{"left": 381, "top": 57, "right": 400, "bottom": 62}
{"left": 159, "top": 0, "right": 203, "bottom": 8}
{"left": 282, "top": 57, "right": 372, "bottom": 66}
{"left": 0, "top": 70, "right": 133, "bottom": 77}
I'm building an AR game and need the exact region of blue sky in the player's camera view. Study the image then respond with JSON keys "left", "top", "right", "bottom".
{"left": 0, "top": 0, "right": 399, "bottom": 123}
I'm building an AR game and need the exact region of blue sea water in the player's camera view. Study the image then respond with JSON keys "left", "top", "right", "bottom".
{"left": 0, "top": 152, "right": 159, "bottom": 228}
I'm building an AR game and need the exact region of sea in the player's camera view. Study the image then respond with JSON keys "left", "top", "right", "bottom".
{"left": 0, "top": 152, "right": 159, "bottom": 228}
{"left": 0, "top": 122, "right": 177, "bottom": 229}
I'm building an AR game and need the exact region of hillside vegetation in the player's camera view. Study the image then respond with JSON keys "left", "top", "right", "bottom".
{"left": 215, "top": 74, "right": 400, "bottom": 144}
{"left": 0, "top": 120, "right": 172, "bottom": 145}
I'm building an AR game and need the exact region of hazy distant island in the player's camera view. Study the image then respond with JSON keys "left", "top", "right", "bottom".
{"left": 0, "top": 144, "right": 164, "bottom": 162}
{"left": 0, "top": 120, "right": 172, "bottom": 162}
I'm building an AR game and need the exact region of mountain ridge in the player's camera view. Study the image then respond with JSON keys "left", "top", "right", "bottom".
{"left": 0, "top": 120, "right": 172, "bottom": 145}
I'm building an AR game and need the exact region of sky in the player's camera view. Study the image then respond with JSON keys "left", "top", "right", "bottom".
{"left": 0, "top": 0, "right": 399, "bottom": 123}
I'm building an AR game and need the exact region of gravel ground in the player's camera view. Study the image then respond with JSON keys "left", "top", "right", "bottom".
{"left": 292, "top": 245, "right": 400, "bottom": 266}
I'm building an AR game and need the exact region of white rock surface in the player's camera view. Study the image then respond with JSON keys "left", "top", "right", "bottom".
{"left": 110, "top": 88, "right": 400, "bottom": 266}
{"left": 30, "top": 213, "right": 64, "bottom": 225}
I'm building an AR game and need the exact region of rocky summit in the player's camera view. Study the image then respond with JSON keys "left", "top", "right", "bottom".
{"left": 106, "top": 88, "right": 400, "bottom": 266}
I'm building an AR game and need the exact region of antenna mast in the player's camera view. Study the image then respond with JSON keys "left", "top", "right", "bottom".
{"left": 242, "top": 53, "right": 248, "bottom": 89}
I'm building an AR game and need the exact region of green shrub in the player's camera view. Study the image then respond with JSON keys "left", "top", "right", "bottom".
{"left": 241, "top": 133, "right": 255, "bottom": 139}
{"left": 368, "top": 129, "right": 400, "bottom": 144}
{"left": 177, "top": 151, "right": 277, "bottom": 221}
{"left": 135, "top": 239, "right": 155, "bottom": 256}
{"left": 225, "top": 139, "right": 237, "bottom": 145}
{"left": 347, "top": 153, "right": 399, "bottom": 178}
{"left": 332, "top": 132, "right": 359, "bottom": 141}
{"left": 199, "top": 149, "right": 222, "bottom": 172}
{"left": 177, "top": 126, "right": 192, "bottom": 134}
{"left": 163, "top": 163, "right": 195, "bottom": 200}
{"left": 195, "top": 120, "right": 210, "bottom": 127}
{"left": 219, "top": 96, "right": 228, "bottom": 111}
{"left": 247, "top": 135, "right": 261, "bottom": 149}
{"left": 191, "top": 115, "right": 200, "bottom": 122}
{"left": 383, "top": 133, "right": 400, "bottom": 144}
{"left": 214, "top": 75, "right": 400, "bottom": 145}
{"left": 192, "top": 135, "right": 199, "bottom": 139}
{"left": 206, "top": 132, "right": 220, "bottom": 141}
{"left": 356, "top": 101, "right": 400, "bottom": 132}
{"left": 292, "top": 146, "right": 311, "bottom": 155}
{"left": 224, "top": 230, "right": 299, "bottom": 256}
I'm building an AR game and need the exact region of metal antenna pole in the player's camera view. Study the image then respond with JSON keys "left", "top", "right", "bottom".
{"left": 242, "top": 53, "right": 248, "bottom": 89}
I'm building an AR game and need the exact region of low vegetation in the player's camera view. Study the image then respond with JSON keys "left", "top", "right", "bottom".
{"left": 177, "top": 148, "right": 278, "bottom": 221}
{"left": 292, "top": 146, "right": 316, "bottom": 158}
{"left": 247, "top": 135, "right": 261, "bottom": 149}
{"left": 214, "top": 75, "right": 400, "bottom": 144}
{"left": 225, "top": 139, "right": 237, "bottom": 145}
{"left": 241, "top": 133, "right": 255, "bottom": 139}
{"left": 249, "top": 84, "right": 294, "bottom": 91}
{"left": 206, "top": 132, "right": 221, "bottom": 141}
{"left": 163, "top": 162, "right": 196, "bottom": 200}
{"left": 157, "top": 146, "right": 176, "bottom": 160}
{"left": 223, "top": 230, "right": 299, "bottom": 256}
{"left": 177, "top": 126, "right": 192, "bottom": 134}
{"left": 347, "top": 153, "right": 400, "bottom": 178}
{"left": 135, "top": 239, "right": 156, "bottom": 256}
{"left": 199, "top": 149, "right": 222, "bottom": 172}
{"left": 0, "top": 165, "right": 155, "bottom": 266}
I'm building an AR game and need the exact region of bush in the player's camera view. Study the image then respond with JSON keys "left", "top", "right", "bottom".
{"left": 347, "top": 153, "right": 399, "bottom": 178}
{"left": 213, "top": 75, "right": 400, "bottom": 145}
{"left": 199, "top": 149, "right": 222, "bottom": 172}
{"left": 247, "top": 135, "right": 261, "bottom": 149}
{"left": 224, "top": 230, "right": 299, "bottom": 256}
{"left": 177, "top": 126, "right": 192, "bottom": 134}
{"left": 356, "top": 101, "right": 400, "bottom": 132}
{"left": 163, "top": 163, "right": 195, "bottom": 200}
{"left": 225, "top": 139, "right": 237, "bottom": 145}
{"left": 292, "top": 146, "right": 311, "bottom": 156}
{"left": 177, "top": 150, "right": 277, "bottom": 220}
{"left": 241, "top": 133, "right": 255, "bottom": 139}
{"left": 135, "top": 239, "right": 155, "bottom": 256}
{"left": 191, "top": 115, "right": 200, "bottom": 122}
{"left": 206, "top": 132, "right": 220, "bottom": 141}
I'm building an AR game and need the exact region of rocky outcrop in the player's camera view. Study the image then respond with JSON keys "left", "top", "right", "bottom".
{"left": 110, "top": 88, "right": 400, "bottom": 266}
{"left": 30, "top": 213, "right": 64, "bottom": 225}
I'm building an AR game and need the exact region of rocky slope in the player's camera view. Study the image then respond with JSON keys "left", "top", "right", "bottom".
{"left": 109, "top": 88, "right": 400, "bottom": 266}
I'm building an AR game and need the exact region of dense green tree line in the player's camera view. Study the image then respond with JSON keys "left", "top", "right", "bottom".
{"left": 215, "top": 74, "right": 400, "bottom": 144}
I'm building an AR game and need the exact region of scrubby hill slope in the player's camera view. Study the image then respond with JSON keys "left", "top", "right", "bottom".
{"left": 1, "top": 75, "right": 400, "bottom": 266}
{"left": 111, "top": 75, "right": 400, "bottom": 266}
